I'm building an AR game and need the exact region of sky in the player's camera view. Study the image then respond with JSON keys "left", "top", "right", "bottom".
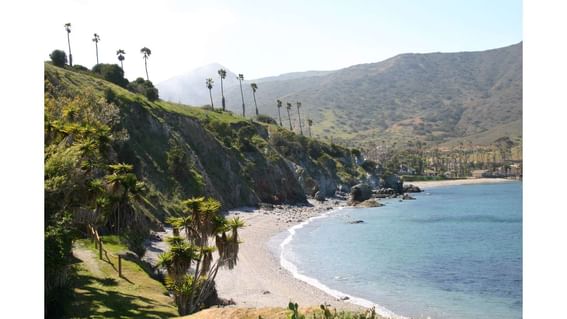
{"left": 42, "top": 0, "right": 522, "bottom": 83}
{"left": 43, "top": 0, "right": 523, "bottom": 83}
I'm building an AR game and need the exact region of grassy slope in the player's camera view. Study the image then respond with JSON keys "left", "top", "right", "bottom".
{"left": 69, "top": 236, "right": 178, "bottom": 318}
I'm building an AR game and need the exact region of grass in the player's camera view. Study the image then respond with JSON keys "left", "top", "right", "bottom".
{"left": 68, "top": 236, "right": 178, "bottom": 318}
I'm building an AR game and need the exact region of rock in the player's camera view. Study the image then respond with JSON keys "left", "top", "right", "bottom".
{"left": 314, "top": 191, "right": 326, "bottom": 202}
{"left": 403, "top": 184, "right": 422, "bottom": 193}
{"left": 382, "top": 175, "right": 403, "bottom": 194}
{"left": 402, "top": 193, "right": 416, "bottom": 200}
{"left": 357, "top": 199, "right": 384, "bottom": 208}
{"left": 262, "top": 290, "right": 271, "bottom": 295}
{"left": 350, "top": 183, "right": 372, "bottom": 203}
{"left": 338, "top": 296, "right": 350, "bottom": 301}
{"left": 348, "top": 220, "right": 365, "bottom": 224}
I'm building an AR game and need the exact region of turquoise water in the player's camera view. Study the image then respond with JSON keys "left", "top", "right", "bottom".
{"left": 283, "top": 182, "right": 522, "bottom": 319}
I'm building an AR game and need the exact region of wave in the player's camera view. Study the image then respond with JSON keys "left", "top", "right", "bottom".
{"left": 279, "top": 207, "right": 408, "bottom": 319}
{"left": 411, "top": 215, "right": 522, "bottom": 224}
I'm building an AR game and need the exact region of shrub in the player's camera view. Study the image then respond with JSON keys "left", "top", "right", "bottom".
{"left": 128, "top": 77, "right": 159, "bottom": 101}
{"left": 72, "top": 64, "right": 89, "bottom": 72}
{"left": 92, "top": 63, "right": 129, "bottom": 87}
{"left": 49, "top": 50, "right": 67, "bottom": 67}
{"left": 255, "top": 114, "right": 277, "bottom": 125}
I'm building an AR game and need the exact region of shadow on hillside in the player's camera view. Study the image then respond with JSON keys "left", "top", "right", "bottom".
{"left": 70, "top": 273, "right": 176, "bottom": 318}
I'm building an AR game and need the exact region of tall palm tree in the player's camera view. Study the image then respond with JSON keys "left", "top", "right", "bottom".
{"left": 276, "top": 100, "right": 283, "bottom": 126}
{"left": 64, "top": 23, "right": 73, "bottom": 66}
{"left": 286, "top": 102, "right": 293, "bottom": 131}
{"left": 250, "top": 83, "right": 259, "bottom": 116}
{"left": 116, "top": 49, "right": 126, "bottom": 70}
{"left": 205, "top": 78, "right": 214, "bottom": 110}
{"left": 307, "top": 118, "right": 313, "bottom": 137}
{"left": 140, "top": 47, "right": 152, "bottom": 81}
{"left": 92, "top": 33, "right": 100, "bottom": 64}
{"left": 217, "top": 69, "right": 227, "bottom": 111}
{"left": 296, "top": 101, "right": 303, "bottom": 135}
{"left": 237, "top": 74, "right": 245, "bottom": 117}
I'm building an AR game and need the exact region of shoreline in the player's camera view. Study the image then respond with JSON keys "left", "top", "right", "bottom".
{"left": 405, "top": 177, "right": 515, "bottom": 190}
{"left": 214, "top": 199, "right": 374, "bottom": 313}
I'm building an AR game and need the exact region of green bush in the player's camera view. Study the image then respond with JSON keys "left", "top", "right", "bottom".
{"left": 128, "top": 78, "right": 159, "bottom": 101}
{"left": 49, "top": 49, "right": 67, "bottom": 67}
{"left": 92, "top": 63, "right": 129, "bottom": 87}
{"left": 255, "top": 114, "right": 277, "bottom": 125}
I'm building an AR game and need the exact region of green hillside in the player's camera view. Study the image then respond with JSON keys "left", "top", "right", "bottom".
{"left": 222, "top": 43, "right": 522, "bottom": 148}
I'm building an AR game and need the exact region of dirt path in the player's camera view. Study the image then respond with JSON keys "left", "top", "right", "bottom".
{"left": 72, "top": 241, "right": 102, "bottom": 277}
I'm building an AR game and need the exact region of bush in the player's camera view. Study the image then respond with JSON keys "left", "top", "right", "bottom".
{"left": 255, "top": 114, "right": 277, "bottom": 125}
{"left": 49, "top": 50, "right": 67, "bottom": 67}
{"left": 92, "top": 63, "right": 129, "bottom": 87}
{"left": 128, "top": 78, "right": 159, "bottom": 101}
{"left": 72, "top": 64, "right": 89, "bottom": 72}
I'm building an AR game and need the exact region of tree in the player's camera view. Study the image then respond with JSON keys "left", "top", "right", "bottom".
{"left": 50, "top": 50, "right": 67, "bottom": 67}
{"left": 296, "top": 101, "right": 303, "bottom": 135}
{"left": 250, "top": 83, "right": 259, "bottom": 116}
{"left": 286, "top": 102, "right": 293, "bottom": 131}
{"left": 158, "top": 197, "right": 245, "bottom": 315}
{"left": 205, "top": 78, "right": 214, "bottom": 110}
{"left": 128, "top": 77, "right": 159, "bottom": 101}
{"left": 92, "top": 63, "right": 129, "bottom": 87}
{"left": 307, "top": 118, "right": 313, "bottom": 137}
{"left": 116, "top": 49, "right": 126, "bottom": 70}
{"left": 217, "top": 69, "right": 227, "bottom": 111}
{"left": 140, "top": 47, "right": 151, "bottom": 81}
{"left": 237, "top": 74, "right": 245, "bottom": 117}
{"left": 92, "top": 33, "right": 100, "bottom": 65}
{"left": 64, "top": 23, "right": 73, "bottom": 66}
{"left": 276, "top": 100, "right": 283, "bottom": 126}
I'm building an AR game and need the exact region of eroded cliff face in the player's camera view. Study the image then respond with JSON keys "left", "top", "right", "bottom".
{"left": 45, "top": 63, "right": 364, "bottom": 222}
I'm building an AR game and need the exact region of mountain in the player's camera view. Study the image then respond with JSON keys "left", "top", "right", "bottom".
{"left": 157, "top": 63, "right": 240, "bottom": 106}
{"left": 214, "top": 43, "right": 521, "bottom": 148}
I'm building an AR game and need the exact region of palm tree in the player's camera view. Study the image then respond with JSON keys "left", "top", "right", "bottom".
{"left": 116, "top": 49, "right": 125, "bottom": 70}
{"left": 140, "top": 47, "right": 152, "bottom": 81}
{"left": 307, "top": 118, "right": 313, "bottom": 137}
{"left": 276, "top": 100, "right": 283, "bottom": 126}
{"left": 92, "top": 33, "right": 100, "bottom": 64}
{"left": 237, "top": 74, "right": 245, "bottom": 117}
{"left": 296, "top": 101, "right": 303, "bottom": 135}
{"left": 217, "top": 69, "right": 227, "bottom": 111}
{"left": 286, "top": 102, "right": 293, "bottom": 131}
{"left": 205, "top": 78, "right": 214, "bottom": 110}
{"left": 250, "top": 83, "right": 259, "bottom": 116}
{"left": 64, "top": 23, "right": 73, "bottom": 66}
{"left": 105, "top": 163, "right": 138, "bottom": 237}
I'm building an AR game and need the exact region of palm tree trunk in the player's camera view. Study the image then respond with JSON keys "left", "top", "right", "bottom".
{"left": 208, "top": 89, "right": 214, "bottom": 110}
{"left": 144, "top": 58, "right": 149, "bottom": 81}
{"left": 120, "top": 60, "right": 123, "bottom": 70}
{"left": 287, "top": 109, "right": 292, "bottom": 130}
{"left": 95, "top": 43, "right": 99, "bottom": 64}
{"left": 67, "top": 33, "right": 73, "bottom": 67}
{"left": 297, "top": 106, "right": 303, "bottom": 135}
{"left": 277, "top": 108, "right": 282, "bottom": 126}
{"left": 308, "top": 124, "right": 312, "bottom": 137}
{"left": 253, "top": 92, "right": 258, "bottom": 116}
{"left": 220, "top": 78, "right": 225, "bottom": 111}
{"left": 239, "top": 80, "right": 245, "bottom": 117}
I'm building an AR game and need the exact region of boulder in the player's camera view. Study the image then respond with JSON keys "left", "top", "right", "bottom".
{"left": 403, "top": 184, "right": 422, "bottom": 193}
{"left": 348, "top": 220, "right": 365, "bottom": 224}
{"left": 402, "top": 193, "right": 416, "bottom": 200}
{"left": 357, "top": 199, "right": 384, "bottom": 208}
{"left": 350, "top": 183, "right": 372, "bottom": 203}
{"left": 382, "top": 175, "right": 403, "bottom": 194}
{"left": 314, "top": 191, "right": 326, "bottom": 202}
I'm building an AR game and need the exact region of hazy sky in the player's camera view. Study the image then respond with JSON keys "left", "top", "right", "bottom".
{"left": 43, "top": 0, "right": 522, "bottom": 83}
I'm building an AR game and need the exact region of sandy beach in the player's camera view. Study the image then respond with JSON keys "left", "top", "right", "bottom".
{"left": 405, "top": 177, "right": 515, "bottom": 190}
{"left": 213, "top": 199, "right": 367, "bottom": 312}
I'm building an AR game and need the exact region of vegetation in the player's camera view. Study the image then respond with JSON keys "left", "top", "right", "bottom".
{"left": 218, "top": 68, "right": 227, "bottom": 110}
{"left": 64, "top": 22, "right": 73, "bottom": 66}
{"left": 141, "top": 47, "right": 152, "bottom": 80}
{"left": 128, "top": 77, "right": 159, "bottom": 101}
{"left": 50, "top": 49, "right": 67, "bottom": 67}
{"left": 159, "top": 197, "right": 245, "bottom": 315}
{"left": 92, "top": 33, "right": 101, "bottom": 64}
{"left": 206, "top": 78, "right": 214, "bottom": 109}
{"left": 237, "top": 73, "right": 245, "bottom": 116}
{"left": 251, "top": 83, "right": 259, "bottom": 116}
{"left": 116, "top": 49, "right": 125, "bottom": 70}
{"left": 92, "top": 63, "right": 129, "bottom": 87}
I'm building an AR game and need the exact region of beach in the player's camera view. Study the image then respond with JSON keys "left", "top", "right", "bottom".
{"left": 406, "top": 177, "right": 513, "bottom": 190}
{"left": 213, "top": 199, "right": 367, "bottom": 312}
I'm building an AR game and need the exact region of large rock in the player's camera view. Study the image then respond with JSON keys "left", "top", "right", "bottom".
{"left": 403, "top": 184, "right": 422, "bottom": 193}
{"left": 357, "top": 199, "right": 384, "bottom": 208}
{"left": 382, "top": 175, "right": 403, "bottom": 194}
{"left": 350, "top": 183, "right": 372, "bottom": 203}
{"left": 314, "top": 191, "right": 326, "bottom": 202}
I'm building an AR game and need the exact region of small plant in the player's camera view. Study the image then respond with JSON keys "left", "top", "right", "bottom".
{"left": 288, "top": 302, "right": 305, "bottom": 319}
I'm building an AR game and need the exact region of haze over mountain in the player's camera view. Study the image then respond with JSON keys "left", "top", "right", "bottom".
{"left": 159, "top": 43, "right": 522, "bottom": 148}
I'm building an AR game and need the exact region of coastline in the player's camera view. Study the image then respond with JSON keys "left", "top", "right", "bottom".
{"left": 406, "top": 177, "right": 515, "bottom": 190}
{"left": 214, "top": 199, "right": 375, "bottom": 313}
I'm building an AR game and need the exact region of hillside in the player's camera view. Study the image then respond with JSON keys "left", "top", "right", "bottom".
{"left": 211, "top": 43, "right": 522, "bottom": 148}
{"left": 45, "top": 63, "right": 366, "bottom": 222}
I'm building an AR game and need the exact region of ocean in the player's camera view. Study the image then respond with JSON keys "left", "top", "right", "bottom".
{"left": 278, "top": 181, "right": 522, "bottom": 319}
